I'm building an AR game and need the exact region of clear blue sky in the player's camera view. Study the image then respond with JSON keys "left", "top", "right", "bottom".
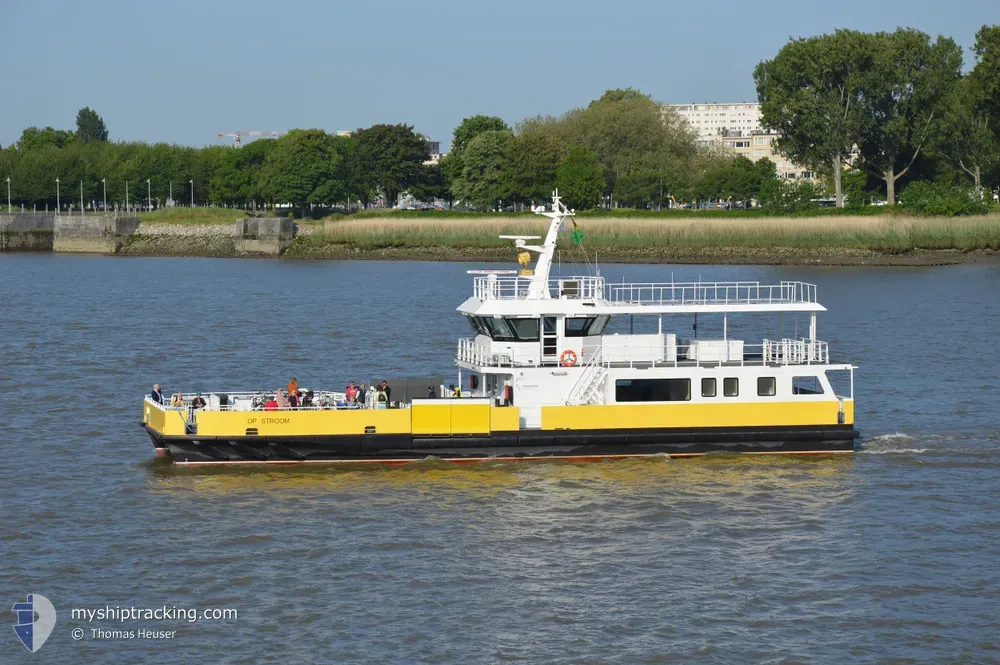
{"left": 1, "top": 0, "right": 995, "bottom": 150}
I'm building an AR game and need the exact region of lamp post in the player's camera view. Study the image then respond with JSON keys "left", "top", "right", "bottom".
{"left": 55, "top": 178, "right": 60, "bottom": 213}
{"left": 6, "top": 177, "right": 10, "bottom": 213}
{"left": 169, "top": 181, "right": 172, "bottom": 206}
{"left": 189, "top": 179, "right": 194, "bottom": 207}
{"left": 80, "top": 180, "right": 84, "bottom": 216}
{"left": 125, "top": 181, "right": 129, "bottom": 211}
{"left": 146, "top": 179, "right": 151, "bottom": 211}
{"left": 102, "top": 179, "right": 107, "bottom": 212}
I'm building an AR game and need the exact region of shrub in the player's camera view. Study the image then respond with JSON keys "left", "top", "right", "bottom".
{"left": 899, "top": 181, "right": 991, "bottom": 216}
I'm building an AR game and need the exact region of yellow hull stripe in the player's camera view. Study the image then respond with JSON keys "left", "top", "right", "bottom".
{"left": 146, "top": 400, "right": 853, "bottom": 438}
{"left": 542, "top": 401, "right": 854, "bottom": 430}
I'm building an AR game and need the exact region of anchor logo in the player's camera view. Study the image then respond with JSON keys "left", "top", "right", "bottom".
{"left": 12, "top": 594, "right": 57, "bottom": 653}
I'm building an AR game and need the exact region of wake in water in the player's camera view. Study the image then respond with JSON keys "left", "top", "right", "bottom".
{"left": 859, "top": 430, "right": 1000, "bottom": 456}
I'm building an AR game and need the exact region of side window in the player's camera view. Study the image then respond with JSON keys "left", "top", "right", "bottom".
{"left": 616, "top": 379, "right": 691, "bottom": 402}
{"left": 723, "top": 377, "right": 739, "bottom": 397}
{"left": 757, "top": 377, "right": 776, "bottom": 397}
{"left": 701, "top": 377, "right": 717, "bottom": 397}
{"left": 564, "top": 317, "right": 596, "bottom": 337}
{"left": 792, "top": 376, "right": 823, "bottom": 395}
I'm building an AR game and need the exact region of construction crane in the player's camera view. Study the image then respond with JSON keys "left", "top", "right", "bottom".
{"left": 217, "top": 131, "right": 286, "bottom": 148}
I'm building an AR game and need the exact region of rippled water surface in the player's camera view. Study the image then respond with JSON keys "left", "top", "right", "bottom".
{"left": 1, "top": 255, "right": 999, "bottom": 664}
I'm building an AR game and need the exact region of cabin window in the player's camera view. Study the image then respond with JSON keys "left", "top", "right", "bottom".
{"left": 723, "top": 377, "right": 739, "bottom": 397}
{"left": 565, "top": 316, "right": 610, "bottom": 337}
{"left": 757, "top": 377, "right": 776, "bottom": 397}
{"left": 467, "top": 316, "right": 489, "bottom": 335}
{"left": 701, "top": 377, "right": 717, "bottom": 397}
{"left": 482, "top": 317, "right": 516, "bottom": 341}
{"left": 616, "top": 378, "right": 691, "bottom": 402}
{"left": 793, "top": 376, "right": 823, "bottom": 395}
{"left": 506, "top": 318, "right": 540, "bottom": 342}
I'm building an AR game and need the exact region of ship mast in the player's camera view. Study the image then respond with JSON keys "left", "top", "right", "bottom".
{"left": 499, "top": 192, "right": 573, "bottom": 300}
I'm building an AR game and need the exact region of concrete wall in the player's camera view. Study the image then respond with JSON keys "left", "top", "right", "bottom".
{"left": 52, "top": 215, "right": 140, "bottom": 254}
{"left": 235, "top": 218, "right": 295, "bottom": 256}
{"left": 0, "top": 213, "right": 55, "bottom": 251}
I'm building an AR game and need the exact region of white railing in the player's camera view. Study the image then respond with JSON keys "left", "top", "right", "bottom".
{"left": 144, "top": 390, "right": 397, "bottom": 413}
{"left": 473, "top": 275, "right": 604, "bottom": 300}
{"left": 565, "top": 347, "right": 606, "bottom": 405}
{"left": 605, "top": 280, "right": 818, "bottom": 306}
{"left": 763, "top": 338, "right": 829, "bottom": 365}
{"left": 455, "top": 337, "right": 832, "bottom": 369}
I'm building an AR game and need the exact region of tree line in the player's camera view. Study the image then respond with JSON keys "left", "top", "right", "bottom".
{"left": 1, "top": 24, "right": 998, "bottom": 214}
{"left": 756, "top": 24, "right": 1000, "bottom": 206}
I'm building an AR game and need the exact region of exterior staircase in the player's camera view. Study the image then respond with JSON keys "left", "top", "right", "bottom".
{"left": 566, "top": 348, "right": 608, "bottom": 405}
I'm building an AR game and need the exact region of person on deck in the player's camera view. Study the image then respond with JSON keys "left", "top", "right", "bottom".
{"left": 171, "top": 393, "right": 184, "bottom": 407}
{"left": 150, "top": 384, "right": 163, "bottom": 404}
{"left": 287, "top": 378, "right": 298, "bottom": 398}
{"left": 375, "top": 385, "right": 388, "bottom": 410}
{"left": 275, "top": 389, "right": 289, "bottom": 410}
{"left": 264, "top": 396, "right": 279, "bottom": 411}
{"left": 345, "top": 381, "right": 359, "bottom": 404}
{"left": 380, "top": 380, "right": 392, "bottom": 407}
{"left": 190, "top": 393, "right": 207, "bottom": 409}
{"left": 450, "top": 384, "right": 462, "bottom": 398}
{"left": 427, "top": 386, "right": 437, "bottom": 399}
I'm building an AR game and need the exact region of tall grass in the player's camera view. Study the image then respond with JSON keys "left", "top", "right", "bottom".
{"left": 313, "top": 214, "right": 1000, "bottom": 254}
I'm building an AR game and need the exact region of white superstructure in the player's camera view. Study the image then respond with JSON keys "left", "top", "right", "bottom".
{"left": 455, "top": 193, "right": 853, "bottom": 427}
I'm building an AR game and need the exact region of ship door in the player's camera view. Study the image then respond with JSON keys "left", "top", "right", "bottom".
{"left": 541, "top": 316, "right": 558, "bottom": 365}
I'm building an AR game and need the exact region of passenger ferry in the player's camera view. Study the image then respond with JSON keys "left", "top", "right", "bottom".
{"left": 142, "top": 193, "right": 859, "bottom": 465}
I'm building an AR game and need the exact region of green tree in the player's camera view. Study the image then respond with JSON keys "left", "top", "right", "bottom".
{"left": 859, "top": 29, "right": 963, "bottom": 204}
{"left": 407, "top": 162, "right": 450, "bottom": 205}
{"left": 504, "top": 131, "right": 563, "bottom": 205}
{"left": 258, "top": 129, "right": 344, "bottom": 214}
{"left": 354, "top": 124, "right": 430, "bottom": 206}
{"left": 932, "top": 75, "right": 1000, "bottom": 191}
{"left": 454, "top": 130, "right": 513, "bottom": 210}
{"left": 613, "top": 168, "right": 674, "bottom": 208}
{"left": 210, "top": 139, "right": 277, "bottom": 206}
{"left": 446, "top": 115, "right": 510, "bottom": 203}
{"left": 754, "top": 30, "right": 876, "bottom": 207}
{"left": 555, "top": 146, "right": 604, "bottom": 210}
{"left": 563, "top": 90, "right": 695, "bottom": 193}
{"left": 17, "top": 127, "right": 75, "bottom": 152}
{"left": 75, "top": 107, "right": 109, "bottom": 143}
{"left": 974, "top": 25, "right": 1000, "bottom": 120}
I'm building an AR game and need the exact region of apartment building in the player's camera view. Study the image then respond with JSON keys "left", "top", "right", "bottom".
{"left": 666, "top": 102, "right": 813, "bottom": 180}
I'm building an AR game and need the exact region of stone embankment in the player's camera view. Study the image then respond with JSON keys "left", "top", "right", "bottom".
{"left": 118, "top": 219, "right": 304, "bottom": 257}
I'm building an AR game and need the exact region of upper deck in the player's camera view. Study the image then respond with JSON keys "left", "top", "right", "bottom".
{"left": 465, "top": 275, "right": 825, "bottom": 316}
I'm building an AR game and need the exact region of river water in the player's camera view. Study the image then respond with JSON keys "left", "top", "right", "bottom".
{"left": 1, "top": 255, "right": 998, "bottom": 664}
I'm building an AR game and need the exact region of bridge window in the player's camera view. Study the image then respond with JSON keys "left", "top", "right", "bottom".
{"left": 793, "top": 376, "right": 823, "bottom": 395}
{"left": 757, "top": 377, "right": 776, "bottom": 397}
{"left": 616, "top": 379, "right": 691, "bottom": 402}
{"left": 701, "top": 377, "right": 717, "bottom": 397}
{"left": 506, "top": 318, "right": 539, "bottom": 341}
{"left": 565, "top": 315, "right": 610, "bottom": 337}
{"left": 723, "top": 377, "right": 739, "bottom": 397}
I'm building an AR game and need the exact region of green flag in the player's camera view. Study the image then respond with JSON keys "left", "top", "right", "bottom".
{"left": 571, "top": 229, "right": 584, "bottom": 244}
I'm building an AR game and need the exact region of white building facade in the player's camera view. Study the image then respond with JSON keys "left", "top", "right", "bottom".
{"left": 666, "top": 102, "right": 813, "bottom": 180}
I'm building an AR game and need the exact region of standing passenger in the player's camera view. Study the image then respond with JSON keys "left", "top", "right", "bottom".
{"left": 287, "top": 378, "right": 299, "bottom": 398}
{"left": 150, "top": 384, "right": 163, "bottom": 404}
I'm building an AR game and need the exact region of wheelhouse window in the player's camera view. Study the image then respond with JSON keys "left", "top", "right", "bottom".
{"left": 476, "top": 317, "right": 540, "bottom": 342}
{"left": 701, "top": 377, "right": 717, "bottom": 398}
{"left": 616, "top": 379, "right": 691, "bottom": 402}
{"left": 723, "top": 377, "right": 739, "bottom": 397}
{"left": 757, "top": 377, "right": 776, "bottom": 397}
{"left": 565, "top": 315, "right": 610, "bottom": 337}
{"left": 506, "top": 318, "right": 539, "bottom": 341}
{"left": 793, "top": 376, "right": 824, "bottom": 395}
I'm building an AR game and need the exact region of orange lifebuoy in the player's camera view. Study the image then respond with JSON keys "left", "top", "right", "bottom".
{"left": 560, "top": 349, "right": 578, "bottom": 367}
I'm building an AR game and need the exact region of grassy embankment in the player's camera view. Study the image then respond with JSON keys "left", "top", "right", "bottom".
{"left": 288, "top": 210, "right": 1000, "bottom": 263}
{"left": 137, "top": 208, "right": 247, "bottom": 225}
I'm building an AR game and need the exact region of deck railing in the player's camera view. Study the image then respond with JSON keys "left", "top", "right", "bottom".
{"left": 457, "top": 337, "right": 831, "bottom": 369}
{"left": 471, "top": 276, "right": 819, "bottom": 306}
{"left": 604, "top": 280, "right": 818, "bottom": 306}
